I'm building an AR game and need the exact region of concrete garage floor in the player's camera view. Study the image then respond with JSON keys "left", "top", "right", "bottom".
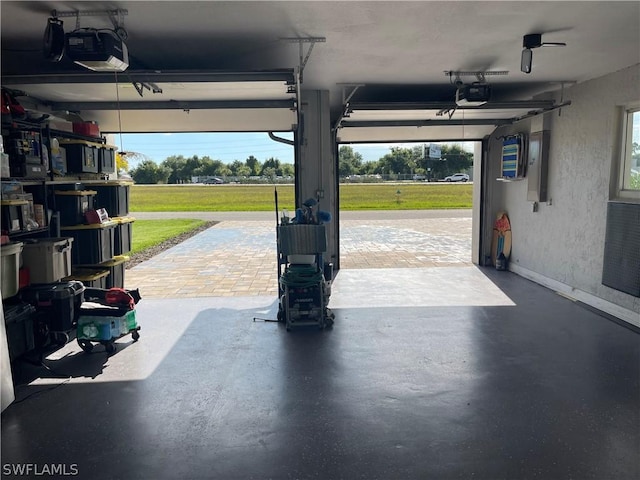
{"left": 2, "top": 267, "right": 639, "bottom": 480}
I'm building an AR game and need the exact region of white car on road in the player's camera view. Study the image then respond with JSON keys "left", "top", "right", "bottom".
{"left": 444, "top": 173, "right": 470, "bottom": 182}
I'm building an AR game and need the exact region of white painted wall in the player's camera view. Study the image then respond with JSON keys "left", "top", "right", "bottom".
{"left": 485, "top": 64, "right": 640, "bottom": 320}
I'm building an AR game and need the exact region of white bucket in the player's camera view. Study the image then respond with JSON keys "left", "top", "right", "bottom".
{"left": 1, "top": 241, "right": 23, "bottom": 299}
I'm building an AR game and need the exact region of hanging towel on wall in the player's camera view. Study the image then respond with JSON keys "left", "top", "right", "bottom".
{"left": 501, "top": 136, "right": 520, "bottom": 178}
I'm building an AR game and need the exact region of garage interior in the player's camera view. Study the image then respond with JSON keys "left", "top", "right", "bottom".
{"left": 1, "top": 2, "right": 639, "bottom": 479}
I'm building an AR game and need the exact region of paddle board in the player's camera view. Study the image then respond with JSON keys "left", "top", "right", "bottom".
{"left": 491, "top": 212, "right": 512, "bottom": 266}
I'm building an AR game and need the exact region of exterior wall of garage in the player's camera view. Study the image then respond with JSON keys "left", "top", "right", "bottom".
{"left": 484, "top": 63, "right": 640, "bottom": 323}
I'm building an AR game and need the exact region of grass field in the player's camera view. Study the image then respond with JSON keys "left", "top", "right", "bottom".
{"left": 131, "top": 219, "right": 208, "bottom": 254}
{"left": 130, "top": 183, "right": 472, "bottom": 211}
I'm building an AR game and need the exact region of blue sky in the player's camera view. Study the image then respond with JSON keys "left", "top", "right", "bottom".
{"left": 112, "top": 132, "right": 474, "bottom": 167}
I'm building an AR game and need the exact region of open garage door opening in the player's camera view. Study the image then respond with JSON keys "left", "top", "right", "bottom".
{"left": 337, "top": 141, "right": 480, "bottom": 271}
{"left": 110, "top": 131, "right": 296, "bottom": 299}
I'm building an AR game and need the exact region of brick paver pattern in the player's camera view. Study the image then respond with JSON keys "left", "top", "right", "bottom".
{"left": 125, "top": 217, "right": 472, "bottom": 298}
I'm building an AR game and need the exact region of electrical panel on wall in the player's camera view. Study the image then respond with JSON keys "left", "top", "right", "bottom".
{"left": 527, "top": 130, "right": 550, "bottom": 202}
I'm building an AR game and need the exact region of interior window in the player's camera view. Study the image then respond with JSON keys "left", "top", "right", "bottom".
{"left": 619, "top": 106, "right": 640, "bottom": 197}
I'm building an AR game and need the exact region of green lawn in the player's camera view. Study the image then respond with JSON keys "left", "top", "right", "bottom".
{"left": 130, "top": 183, "right": 472, "bottom": 211}
{"left": 131, "top": 219, "right": 208, "bottom": 254}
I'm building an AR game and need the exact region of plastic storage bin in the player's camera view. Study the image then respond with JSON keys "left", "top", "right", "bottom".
{"left": 1, "top": 241, "right": 23, "bottom": 299}
{"left": 1, "top": 200, "right": 28, "bottom": 233}
{"left": 63, "top": 268, "right": 110, "bottom": 289}
{"left": 99, "top": 145, "right": 117, "bottom": 174}
{"left": 101, "top": 256, "right": 128, "bottom": 289}
{"left": 54, "top": 190, "right": 96, "bottom": 226}
{"left": 59, "top": 140, "right": 100, "bottom": 174}
{"left": 61, "top": 221, "right": 116, "bottom": 264}
{"left": 112, "top": 217, "right": 134, "bottom": 255}
{"left": 93, "top": 182, "right": 131, "bottom": 217}
{"left": 3, "top": 301, "right": 36, "bottom": 361}
{"left": 21, "top": 237, "right": 74, "bottom": 284}
{"left": 21, "top": 281, "right": 85, "bottom": 332}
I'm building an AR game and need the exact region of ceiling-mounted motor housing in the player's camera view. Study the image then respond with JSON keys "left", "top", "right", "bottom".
{"left": 65, "top": 30, "right": 129, "bottom": 72}
{"left": 455, "top": 83, "right": 491, "bottom": 106}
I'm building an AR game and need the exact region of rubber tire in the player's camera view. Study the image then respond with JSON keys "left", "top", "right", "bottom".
{"left": 105, "top": 343, "right": 116, "bottom": 354}
{"left": 131, "top": 330, "right": 140, "bottom": 342}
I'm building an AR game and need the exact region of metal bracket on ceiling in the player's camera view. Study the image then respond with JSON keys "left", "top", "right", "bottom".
{"left": 511, "top": 100, "right": 572, "bottom": 124}
{"left": 444, "top": 70, "right": 509, "bottom": 85}
{"left": 333, "top": 84, "right": 365, "bottom": 131}
{"left": 52, "top": 8, "right": 128, "bottom": 36}
{"left": 131, "top": 81, "right": 163, "bottom": 98}
{"left": 280, "top": 37, "right": 326, "bottom": 83}
{"left": 437, "top": 107, "right": 457, "bottom": 120}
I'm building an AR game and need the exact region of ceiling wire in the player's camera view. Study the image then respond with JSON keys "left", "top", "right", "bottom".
{"left": 462, "top": 109, "right": 465, "bottom": 139}
{"left": 114, "top": 71, "right": 125, "bottom": 155}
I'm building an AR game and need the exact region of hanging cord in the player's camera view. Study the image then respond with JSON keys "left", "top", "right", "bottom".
{"left": 114, "top": 71, "right": 125, "bottom": 154}
{"left": 462, "top": 109, "right": 465, "bottom": 139}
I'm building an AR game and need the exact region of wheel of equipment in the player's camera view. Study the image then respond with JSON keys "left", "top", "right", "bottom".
{"left": 52, "top": 331, "right": 69, "bottom": 347}
{"left": 105, "top": 342, "right": 116, "bottom": 354}
{"left": 131, "top": 330, "right": 140, "bottom": 342}
{"left": 78, "top": 339, "right": 94, "bottom": 353}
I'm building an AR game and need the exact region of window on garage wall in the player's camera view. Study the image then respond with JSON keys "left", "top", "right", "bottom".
{"left": 616, "top": 103, "right": 640, "bottom": 200}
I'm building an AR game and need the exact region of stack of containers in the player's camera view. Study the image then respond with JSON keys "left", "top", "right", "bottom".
{"left": 20, "top": 235, "right": 86, "bottom": 339}
{"left": 1, "top": 239, "right": 39, "bottom": 361}
{"left": 55, "top": 184, "right": 111, "bottom": 287}
{"left": 71, "top": 181, "right": 134, "bottom": 289}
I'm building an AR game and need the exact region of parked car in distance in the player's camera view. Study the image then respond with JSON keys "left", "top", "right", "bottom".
{"left": 443, "top": 173, "right": 470, "bottom": 182}
{"left": 203, "top": 177, "right": 224, "bottom": 184}
{"left": 413, "top": 174, "right": 427, "bottom": 181}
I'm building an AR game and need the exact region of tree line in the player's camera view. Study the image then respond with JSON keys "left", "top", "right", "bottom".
{"left": 128, "top": 144, "right": 473, "bottom": 184}
{"left": 129, "top": 155, "right": 294, "bottom": 184}
{"left": 339, "top": 144, "right": 472, "bottom": 181}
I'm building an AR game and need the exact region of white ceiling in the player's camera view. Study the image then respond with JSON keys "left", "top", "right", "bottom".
{"left": 1, "top": 1, "right": 639, "bottom": 139}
